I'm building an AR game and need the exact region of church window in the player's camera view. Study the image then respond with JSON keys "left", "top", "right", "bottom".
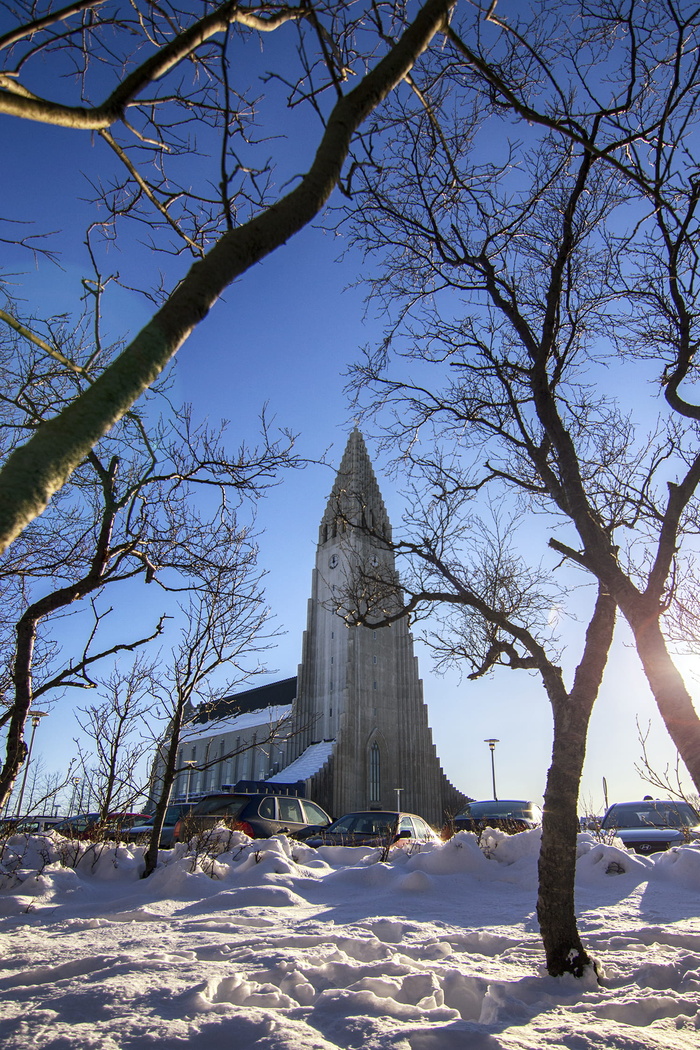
{"left": 373, "top": 680, "right": 377, "bottom": 689}
{"left": 369, "top": 743, "right": 381, "bottom": 802}
{"left": 218, "top": 739, "right": 225, "bottom": 787}
{"left": 373, "top": 655, "right": 377, "bottom": 664}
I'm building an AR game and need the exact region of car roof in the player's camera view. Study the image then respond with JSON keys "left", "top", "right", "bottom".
{"left": 196, "top": 792, "right": 317, "bottom": 802}
{"left": 606, "top": 799, "right": 694, "bottom": 808}
{"left": 333, "top": 810, "right": 425, "bottom": 819}
{"left": 467, "top": 799, "right": 537, "bottom": 806}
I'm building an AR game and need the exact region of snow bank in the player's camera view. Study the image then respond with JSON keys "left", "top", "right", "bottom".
{"left": 1, "top": 827, "right": 699, "bottom": 1049}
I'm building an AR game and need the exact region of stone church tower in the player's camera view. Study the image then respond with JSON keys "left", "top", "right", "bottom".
{"left": 272, "top": 429, "right": 464, "bottom": 826}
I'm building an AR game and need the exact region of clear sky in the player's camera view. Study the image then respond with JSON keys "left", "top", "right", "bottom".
{"left": 1, "top": 3, "right": 695, "bottom": 816}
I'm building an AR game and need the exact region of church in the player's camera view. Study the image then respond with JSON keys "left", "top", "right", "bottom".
{"left": 168, "top": 430, "right": 465, "bottom": 827}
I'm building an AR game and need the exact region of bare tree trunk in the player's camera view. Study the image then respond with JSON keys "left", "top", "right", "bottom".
{"left": 537, "top": 587, "right": 615, "bottom": 977}
{"left": 142, "top": 705, "right": 185, "bottom": 878}
{"left": 626, "top": 612, "right": 700, "bottom": 792}
{"left": 1, "top": 612, "right": 40, "bottom": 808}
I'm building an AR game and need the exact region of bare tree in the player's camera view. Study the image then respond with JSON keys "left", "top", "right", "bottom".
{"left": 0, "top": 307, "right": 298, "bottom": 810}
{"left": 142, "top": 547, "right": 278, "bottom": 878}
{"left": 0, "top": 0, "right": 454, "bottom": 551}
{"left": 425, "top": 0, "right": 700, "bottom": 791}
{"left": 334, "top": 491, "right": 614, "bottom": 977}
{"left": 73, "top": 658, "right": 158, "bottom": 821}
{"left": 339, "top": 0, "right": 700, "bottom": 974}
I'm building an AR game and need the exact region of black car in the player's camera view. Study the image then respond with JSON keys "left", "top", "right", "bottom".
{"left": 599, "top": 799, "right": 700, "bottom": 854}
{"left": 452, "top": 799, "right": 542, "bottom": 835}
{"left": 297, "top": 810, "right": 439, "bottom": 847}
{"left": 123, "top": 802, "right": 197, "bottom": 848}
{"left": 172, "top": 791, "right": 332, "bottom": 842}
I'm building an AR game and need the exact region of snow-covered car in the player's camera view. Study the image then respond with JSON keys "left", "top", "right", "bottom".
{"left": 599, "top": 799, "right": 700, "bottom": 854}
{"left": 452, "top": 799, "right": 542, "bottom": 835}
{"left": 296, "top": 810, "right": 439, "bottom": 847}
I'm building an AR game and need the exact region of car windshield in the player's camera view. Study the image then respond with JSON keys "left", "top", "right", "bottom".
{"left": 329, "top": 813, "right": 399, "bottom": 835}
{"left": 602, "top": 802, "right": 699, "bottom": 829}
{"left": 164, "top": 804, "right": 190, "bottom": 823}
{"left": 194, "top": 796, "right": 248, "bottom": 817}
{"left": 459, "top": 802, "right": 534, "bottom": 819}
{"left": 56, "top": 814, "right": 98, "bottom": 831}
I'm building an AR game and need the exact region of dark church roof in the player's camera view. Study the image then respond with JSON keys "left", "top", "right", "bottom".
{"left": 193, "top": 676, "right": 297, "bottom": 725}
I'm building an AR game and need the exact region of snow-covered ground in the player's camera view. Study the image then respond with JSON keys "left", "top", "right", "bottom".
{"left": 1, "top": 827, "right": 699, "bottom": 1049}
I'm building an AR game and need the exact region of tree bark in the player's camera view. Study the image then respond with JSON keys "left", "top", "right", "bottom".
{"left": 537, "top": 586, "right": 615, "bottom": 977}
{"left": 142, "top": 700, "right": 185, "bottom": 879}
{"left": 625, "top": 610, "right": 700, "bottom": 791}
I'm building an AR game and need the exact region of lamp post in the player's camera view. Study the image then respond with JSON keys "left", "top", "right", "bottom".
{"left": 68, "top": 776, "right": 81, "bottom": 815}
{"left": 14, "top": 710, "right": 48, "bottom": 817}
{"left": 184, "top": 760, "right": 198, "bottom": 803}
{"left": 484, "top": 738, "right": 499, "bottom": 800}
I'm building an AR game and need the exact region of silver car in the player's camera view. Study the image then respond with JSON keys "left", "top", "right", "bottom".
{"left": 599, "top": 799, "right": 700, "bottom": 854}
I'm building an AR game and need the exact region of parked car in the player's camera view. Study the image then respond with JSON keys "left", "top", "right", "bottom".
{"left": 452, "top": 799, "right": 543, "bottom": 835}
{"left": 296, "top": 810, "right": 439, "bottom": 848}
{"left": 173, "top": 792, "right": 332, "bottom": 842}
{"left": 598, "top": 799, "right": 700, "bottom": 854}
{"left": 123, "top": 802, "right": 197, "bottom": 848}
{"left": 52, "top": 811, "right": 152, "bottom": 841}
{"left": 0, "top": 814, "right": 65, "bottom": 835}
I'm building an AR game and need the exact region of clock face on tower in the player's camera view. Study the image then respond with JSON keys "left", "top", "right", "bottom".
{"left": 329, "top": 554, "right": 338, "bottom": 569}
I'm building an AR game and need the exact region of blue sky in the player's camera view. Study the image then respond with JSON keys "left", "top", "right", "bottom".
{"left": 1, "top": 4, "right": 694, "bottom": 815}
{"left": 8, "top": 215, "right": 684, "bottom": 812}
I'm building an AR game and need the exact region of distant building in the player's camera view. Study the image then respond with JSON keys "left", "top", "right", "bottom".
{"left": 164, "top": 429, "right": 466, "bottom": 825}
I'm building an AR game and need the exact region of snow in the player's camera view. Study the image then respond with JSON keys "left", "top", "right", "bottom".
{"left": 181, "top": 705, "right": 293, "bottom": 744}
{"left": 266, "top": 740, "right": 335, "bottom": 783}
{"left": 1, "top": 827, "right": 699, "bottom": 1048}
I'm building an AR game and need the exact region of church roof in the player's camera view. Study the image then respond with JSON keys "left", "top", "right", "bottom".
{"left": 193, "top": 677, "right": 297, "bottom": 725}
{"left": 182, "top": 703, "right": 293, "bottom": 744}
{"left": 320, "top": 428, "right": 391, "bottom": 542}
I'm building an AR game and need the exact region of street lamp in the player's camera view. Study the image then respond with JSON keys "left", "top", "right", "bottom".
{"left": 14, "top": 710, "right": 49, "bottom": 817}
{"left": 184, "top": 760, "right": 198, "bottom": 803}
{"left": 68, "top": 776, "right": 81, "bottom": 815}
{"left": 484, "top": 738, "right": 499, "bottom": 800}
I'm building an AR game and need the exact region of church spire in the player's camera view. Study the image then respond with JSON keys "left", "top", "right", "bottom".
{"left": 319, "top": 428, "right": 392, "bottom": 545}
